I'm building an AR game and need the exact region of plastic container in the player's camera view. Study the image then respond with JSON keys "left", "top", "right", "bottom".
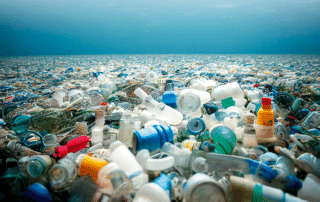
{"left": 177, "top": 88, "right": 211, "bottom": 118}
{"left": 187, "top": 118, "right": 206, "bottom": 135}
{"left": 242, "top": 113, "right": 258, "bottom": 148}
{"left": 53, "top": 136, "right": 90, "bottom": 159}
{"left": 255, "top": 97, "right": 277, "bottom": 144}
{"left": 118, "top": 113, "right": 136, "bottom": 147}
{"left": 49, "top": 158, "right": 77, "bottom": 191}
{"left": 27, "top": 155, "right": 53, "bottom": 178}
{"left": 160, "top": 142, "right": 192, "bottom": 178}
{"left": 212, "top": 82, "right": 244, "bottom": 101}
{"left": 298, "top": 174, "right": 320, "bottom": 202}
{"left": 109, "top": 141, "right": 148, "bottom": 190}
{"left": 162, "top": 82, "right": 177, "bottom": 108}
{"left": 183, "top": 173, "right": 227, "bottom": 202}
{"left": 134, "top": 87, "right": 183, "bottom": 126}
{"left": 229, "top": 176, "right": 307, "bottom": 202}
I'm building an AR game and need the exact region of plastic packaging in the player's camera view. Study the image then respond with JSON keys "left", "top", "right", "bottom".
{"left": 118, "top": 113, "right": 136, "bottom": 147}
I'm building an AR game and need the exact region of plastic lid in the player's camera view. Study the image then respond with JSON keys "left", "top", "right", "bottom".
{"left": 221, "top": 97, "right": 235, "bottom": 109}
{"left": 20, "top": 183, "right": 52, "bottom": 202}
{"left": 261, "top": 97, "right": 271, "bottom": 106}
{"left": 27, "top": 160, "right": 44, "bottom": 178}
{"left": 187, "top": 118, "right": 206, "bottom": 135}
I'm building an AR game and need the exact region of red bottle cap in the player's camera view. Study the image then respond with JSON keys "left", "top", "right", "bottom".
{"left": 66, "top": 136, "right": 90, "bottom": 153}
{"left": 261, "top": 97, "right": 271, "bottom": 106}
{"left": 253, "top": 84, "right": 260, "bottom": 87}
{"left": 53, "top": 146, "right": 69, "bottom": 159}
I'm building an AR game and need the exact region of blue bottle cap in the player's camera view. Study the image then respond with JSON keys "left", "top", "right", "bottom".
{"left": 187, "top": 118, "right": 205, "bottom": 135}
{"left": 20, "top": 183, "right": 52, "bottom": 202}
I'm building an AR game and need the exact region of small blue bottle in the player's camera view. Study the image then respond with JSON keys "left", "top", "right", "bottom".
{"left": 162, "top": 81, "right": 177, "bottom": 108}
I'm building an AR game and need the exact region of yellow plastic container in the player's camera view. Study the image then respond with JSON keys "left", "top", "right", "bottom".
{"left": 256, "top": 98, "right": 277, "bottom": 144}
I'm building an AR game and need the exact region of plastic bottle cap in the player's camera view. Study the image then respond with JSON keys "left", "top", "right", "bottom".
{"left": 187, "top": 118, "right": 206, "bottom": 135}
{"left": 261, "top": 98, "right": 271, "bottom": 105}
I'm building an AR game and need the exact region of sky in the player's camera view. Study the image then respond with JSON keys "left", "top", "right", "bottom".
{"left": 0, "top": 0, "right": 320, "bottom": 56}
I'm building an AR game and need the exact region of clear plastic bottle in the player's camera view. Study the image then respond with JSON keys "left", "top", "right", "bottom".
{"left": 242, "top": 113, "right": 258, "bottom": 148}
{"left": 118, "top": 113, "right": 136, "bottom": 148}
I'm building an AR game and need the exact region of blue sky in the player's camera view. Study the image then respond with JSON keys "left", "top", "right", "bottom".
{"left": 1, "top": 0, "right": 320, "bottom": 56}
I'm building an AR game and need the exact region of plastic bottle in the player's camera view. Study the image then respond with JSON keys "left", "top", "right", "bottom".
{"left": 160, "top": 142, "right": 192, "bottom": 178}
{"left": 229, "top": 176, "right": 307, "bottom": 202}
{"left": 183, "top": 173, "right": 227, "bottom": 202}
{"left": 118, "top": 113, "right": 136, "bottom": 148}
{"left": 134, "top": 87, "right": 183, "bottom": 125}
{"left": 26, "top": 155, "right": 53, "bottom": 178}
{"left": 109, "top": 141, "right": 148, "bottom": 190}
{"left": 255, "top": 97, "right": 277, "bottom": 144}
{"left": 42, "top": 133, "right": 59, "bottom": 155}
{"left": 187, "top": 118, "right": 206, "bottom": 135}
{"left": 48, "top": 158, "right": 77, "bottom": 191}
{"left": 242, "top": 113, "right": 258, "bottom": 148}
{"left": 76, "top": 152, "right": 133, "bottom": 197}
{"left": 162, "top": 81, "right": 177, "bottom": 108}
{"left": 177, "top": 88, "right": 211, "bottom": 118}
{"left": 298, "top": 174, "right": 320, "bottom": 202}
{"left": 133, "top": 174, "right": 171, "bottom": 202}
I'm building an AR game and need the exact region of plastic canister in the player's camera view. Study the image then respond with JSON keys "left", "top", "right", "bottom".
{"left": 182, "top": 173, "right": 227, "bottom": 202}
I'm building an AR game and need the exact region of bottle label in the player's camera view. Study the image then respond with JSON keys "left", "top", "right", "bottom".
{"left": 184, "top": 142, "right": 194, "bottom": 151}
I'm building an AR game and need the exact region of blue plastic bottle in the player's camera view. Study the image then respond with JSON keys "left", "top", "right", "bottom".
{"left": 162, "top": 81, "right": 177, "bottom": 108}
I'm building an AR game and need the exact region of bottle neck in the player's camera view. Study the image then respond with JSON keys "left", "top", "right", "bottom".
{"left": 261, "top": 104, "right": 272, "bottom": 110}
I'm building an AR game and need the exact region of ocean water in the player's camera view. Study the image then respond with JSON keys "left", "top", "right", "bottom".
{"left": 1, "top": 0, "right": 320, "bottom": 56}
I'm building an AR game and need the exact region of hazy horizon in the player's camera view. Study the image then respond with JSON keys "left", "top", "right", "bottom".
{"left": 1, "top": 0, "right": 320, "bottom": 56}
